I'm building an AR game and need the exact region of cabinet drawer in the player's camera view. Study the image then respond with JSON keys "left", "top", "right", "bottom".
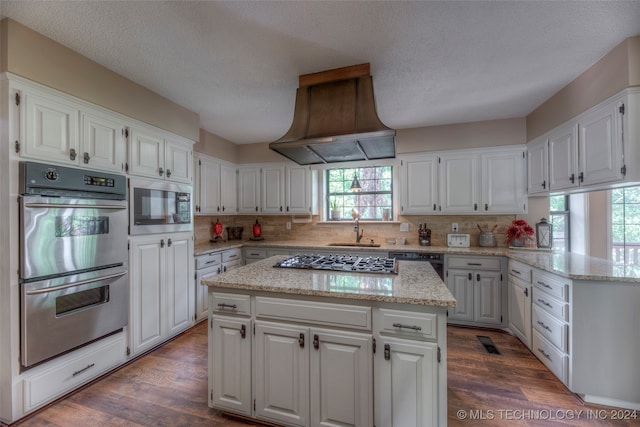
{"left": 255, "top": 297, "right": 372, "bottom": 330}
{"left": 244, "top": 248, "right": 267, "bottom": 259}
{"left": 447, "top": 256, "right": 501, "bottom": 271}
{"left": 532, "top": 305, "right": 568, "bottom": 352}
{"left": 211, "top": 292, "right": 251, "bottom": 316}
{"left": 508, "top": 260, "right": 532, "bottom": 283}
{"left": 532, "top": 287, "right": 568, "bottom": 321}
{"left": 532, "top": 330, "right": 568, "bottom": 384}
{"left": 196, "top": 252, "right": 222, "bottom": 270}
{"left": 222, "top": 259, "right": 242, "bottom": 272}
{"left": 222, "top": 248, "right": 242, "bottom": 263}
{"left": 23, "top": 333, "right": 125, "bottom": 412}
{"left": 374, "top": 308, "right": 437, "bottom": 340}
{"left": 533, "top": 270, "right": 569, "bottom": 302}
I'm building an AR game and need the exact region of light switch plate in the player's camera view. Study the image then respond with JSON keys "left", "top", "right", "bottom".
{"left": 447, "top": 233, "right": 470, "bottom": 247}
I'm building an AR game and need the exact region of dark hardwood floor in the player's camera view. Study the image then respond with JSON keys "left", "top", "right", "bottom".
{"left": 14, "top": 322, "right": 636, "bottom": 426}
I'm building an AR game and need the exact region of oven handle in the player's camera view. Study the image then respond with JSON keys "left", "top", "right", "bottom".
{"left": 24, "top": 203, "right": 126, "bottom": 210}
{"left": 24, "top": 271, "right": 127, "bottom": 296}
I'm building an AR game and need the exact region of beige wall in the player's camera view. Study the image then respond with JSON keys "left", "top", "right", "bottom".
{"left": 397, "top": 118, "right": 525, "bottom": 154}
{"left": 237, "top": 142, "right": 289, "bottom": 164}
{"left": 526, "top": 36, "right": 640, "bottom": 141}
{"left": 0, "top": 18, "right": 199, "bottom": 141}
{"left": 194, "top": 129, "right": 238, "bottom": 163}
{"left": 588, "top": 191, "right": 609, "bottom": 259}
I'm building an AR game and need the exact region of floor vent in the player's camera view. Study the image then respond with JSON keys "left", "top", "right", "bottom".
{"left": 477, "top": 336, "right": 500, "bottom": 354}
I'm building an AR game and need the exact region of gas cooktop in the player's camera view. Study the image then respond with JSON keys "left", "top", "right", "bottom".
{"left": 274, "top": 254, "right": 398, "bottom": 275}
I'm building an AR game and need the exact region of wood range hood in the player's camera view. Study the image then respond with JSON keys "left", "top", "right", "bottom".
{"left": 269, "top": 63, "right": 396, "bottom": 165}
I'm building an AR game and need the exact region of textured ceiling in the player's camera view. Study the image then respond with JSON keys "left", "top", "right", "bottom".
{"left": 1, "top": 1, "right": 640, "bottom": 144}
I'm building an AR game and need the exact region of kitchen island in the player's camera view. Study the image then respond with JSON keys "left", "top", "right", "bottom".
{"left": 203, "top": 256, "right": 455, "bottom": 427}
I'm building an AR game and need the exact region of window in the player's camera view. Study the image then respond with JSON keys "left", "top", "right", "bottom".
{"left": 326, "top": 166, "right": 393, "bottom": 221}
{"left": 550, "top": 195, "right": 570, "bottom": 251}
{"left": 611, "top": 186, "right": 640, "bottom": 264}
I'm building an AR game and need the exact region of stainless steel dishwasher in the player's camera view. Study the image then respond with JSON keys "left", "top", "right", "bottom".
{"left": 388, "top": 251, "right": 444, "bottom": 279}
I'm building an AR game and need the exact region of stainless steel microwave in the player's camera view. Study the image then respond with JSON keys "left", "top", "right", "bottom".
{"left": 129, "top": 178, "right": 193, "bottom": 235}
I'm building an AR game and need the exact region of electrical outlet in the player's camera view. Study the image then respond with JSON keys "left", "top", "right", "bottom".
{"left": 400, "top": 223, "right": 409, "bottom": 232}
{"left": 452, "top": 223, "right": 458, "bottom": 232}
{"left": 286, "top": 222, "right": 291, "bottom": 230}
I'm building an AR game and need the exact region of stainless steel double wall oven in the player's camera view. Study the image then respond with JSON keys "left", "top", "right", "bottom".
{"left": 19, "top": 162, "right": 129, "bottom": 368}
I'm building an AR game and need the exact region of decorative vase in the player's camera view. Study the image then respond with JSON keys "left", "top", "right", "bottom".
{"left": 511, "top": 237, "right": 524, "bottom": 247}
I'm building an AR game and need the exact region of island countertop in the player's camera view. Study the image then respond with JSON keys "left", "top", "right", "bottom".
{"left": 202, "top": 256, "right": 456, "bottom": 307}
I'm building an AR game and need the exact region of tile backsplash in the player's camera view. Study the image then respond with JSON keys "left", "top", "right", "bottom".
{"left": 195, "top": 214, "right": 518, "bottom": 247}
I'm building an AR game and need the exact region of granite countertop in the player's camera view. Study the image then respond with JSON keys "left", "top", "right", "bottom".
{"left": 203, "top": 256, "right": 457, "bottom": 307}
{"left": 196, "top": 239, "right": 640, "bottom": 283}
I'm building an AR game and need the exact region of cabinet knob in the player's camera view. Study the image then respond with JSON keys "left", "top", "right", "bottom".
{"left": 69, "top": 148, "right": 77, "bottom": 161}
{"left": 384, "top": 344, "right": 391, "bottom": 361}
{"left": 468, "top": 273, "right": 472, "bottom": 280}
{"left": 299, "top": 333, "right": 305, "bottom": 348}
{"left": 524, "top": 288, "right": 528, "bottom": 297}
{"left": 240, "top": 324, "right": 246, "bottom": 339}
{"left": 542, "top": 180, "right": 546, "bottom": 189}
{"left": 474, "top": 203, "right": 478, "bottom": 211}
{"left": 166, "top": 169, "right": 172, "bottom": 178}
{"left": 313, "top": 334, "right": 319, "bottom": 350}
{"left": 159, "top": 167, "right": 164, "bottom": 177}
{"left": 433, "top": 204, "right": 437, "bottom": 211}
{"left": 476, "top": 273, "right": 480, "bottom": 281}
{"left": 160, "top": 239, "right": 165, "bottom": 248}
{"left": 83, "top": 152, "right": 90, "bottom": 164}
{"left": 484, "top": 203, "right": 488, "bottom": 211}
{"left": 569, "top": 173, "right": 575, "bottom": 184}
{"left": 167, "top": 238, "right": 172, "bottom": 247}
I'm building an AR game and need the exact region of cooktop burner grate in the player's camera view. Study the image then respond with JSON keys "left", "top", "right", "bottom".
{"left": 274, "top": 254, "right": 397, "bottom": 274}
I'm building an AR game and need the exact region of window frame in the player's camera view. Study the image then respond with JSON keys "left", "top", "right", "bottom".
{"left": 324, "top": 165, "right": 395, "bottom": 221}
{"left": 550, "top": 194, "right": 570, "bottom": 252}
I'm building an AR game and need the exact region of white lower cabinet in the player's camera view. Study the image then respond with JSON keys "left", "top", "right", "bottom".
{"left": 445, "top": 256, "right": 505, "bottom": 326}
{"left": 209, "top": 292, "right": 445, "bottom": 427}
{"left": 374, "top": 336, "right": 438, "bottom": 427}
{"left": 210, "top": 315, "right": 252, "bottom": 415}
{"left": 508, "top": 275, "right": 532, "bottom": 349}
{"left": 129, "top": 232, "right": 194, "bottom": 356}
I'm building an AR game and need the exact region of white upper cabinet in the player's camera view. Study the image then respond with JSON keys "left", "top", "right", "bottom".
{"left": 481, "top": 148, "right": 527, "bottom": 213}
{"left": 548, "top": 122, "right": 579, "bottom": 191}
{"left": 400, "top": 154, "right": 439, "bottom": 214}
{"left": 529, "top": 88, "right": 636, "bottom": 195}
{"left": 129, "top": 125, "right": 192, "bottom": 183}
{"left": 128, "top": 125, "right": 165, "bottom": 178}
{"left": 81, "top": 108, "right": 126, "bottom": 172}
{"left": 237, "top": 166, "right": 261, "bottom": 214}
{"left": 286, "top": 165, "right": 314, "bottom": 214}
{"left": 261, "top": 165, "right": 286, "bottom": 214}
{"left": 527, "top": 136, "right": 549, "bottom": 195}
{"left": 193, "top": 153, "right": 236, "bottom": 215}
{"left": 164, "top": 136, "right": 193, "bottom": 184}
{"left": 578, "top": 99, "right": 624, "bottom": 186}
{"left": 439, "top": 151, "right": 480, "bottom": 213}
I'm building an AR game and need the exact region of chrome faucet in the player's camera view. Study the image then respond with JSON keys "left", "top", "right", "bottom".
{"left": 354, "top": 218, "right": 364, "bottom": 243}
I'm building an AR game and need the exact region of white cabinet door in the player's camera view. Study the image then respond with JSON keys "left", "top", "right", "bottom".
{"left": 165, "top": 137, "right": 192, "bottom": 183}
{"left": 255, "top": 322, "right": 309, "bottom": 427}
{"left": 129, "top": 125, "right": 165, "bottom": 179}
{"left": 474, "top": 271, "right": 502, "bottom": 325}
{"left": 237, "top": 167, "right": 261, "bottom": 214}
{"left": 527, "top": 136, "right": 549, "bottom": 195}
{"left": 80, "top": 109, "right": 125, "bottom": 173}
{"left": 446, "top": 270, "right": 474, "bottom": 322}
{"left": 481, "top": 149, "right": 526, "bottom": 213}
{"left": 22, "top": 90, "right": 79, "bottom": 165}
{"left": 578, "top": 99, "right": 624, "bottom": 186}
{"left": 220, "top": 163, "right": 237, "bottom": 214}
{"left": 198, "top": 156, "right": 221, "bottom": 214}
{"left": 129, "top": 235, "right": 165, "bottom": 355}
{"left": 210, "top": 316, "right": 252, "bottom": 416}
{"left": 375, "top": 336, "right": 438, "bottom": 427}
{"left": 165, "top": 234, "right": 194, "bottom": 337}
{"left": 401, "top": 156, "right": 439, "bottom": 214}
{"left": 549, "top": 123, "right": 579, "bottom": 191}
{"left": 286, "top": 166, "right": 311, "bottom": 214}
{"left": 310, "top": 329, "right": 372, "bottom": 427}
{"left": 439, "top": 153, "right": 480, "bottom": 213}
{"left": 509, "top": 277, "right": 532, "bottom": 349}
{"left": 262, "top": 166, "right": 286, "bottom": 214}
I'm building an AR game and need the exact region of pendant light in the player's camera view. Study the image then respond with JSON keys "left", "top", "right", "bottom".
{"left": 350, "top": 173, "right": 362, "bottom": 191}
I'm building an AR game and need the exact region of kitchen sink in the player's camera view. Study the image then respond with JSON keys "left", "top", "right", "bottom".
{"left": 327, "top": 242, "right": 381, "bottom": 247}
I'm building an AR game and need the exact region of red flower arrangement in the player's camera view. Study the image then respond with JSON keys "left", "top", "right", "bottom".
{"left": 506, "top": 219, "right": 534, "bottom": 246}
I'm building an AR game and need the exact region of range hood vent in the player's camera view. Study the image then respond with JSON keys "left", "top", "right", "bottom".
{"left": 269, "top": 63, "right": 396, "bottom": 165}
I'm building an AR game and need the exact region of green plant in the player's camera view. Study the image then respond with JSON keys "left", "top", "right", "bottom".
{"left": 330, "top": 200, "right": 339, "bottom": 210}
